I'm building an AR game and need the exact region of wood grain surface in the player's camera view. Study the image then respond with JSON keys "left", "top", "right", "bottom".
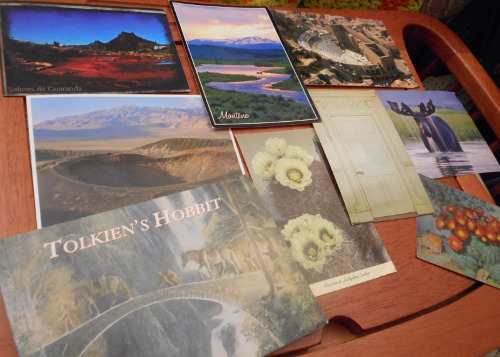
{"left": 0, "top": 1, "right": 499, "bottom": 356}
{"left": 296, "top": 285, "right": 500, "bottom": 357}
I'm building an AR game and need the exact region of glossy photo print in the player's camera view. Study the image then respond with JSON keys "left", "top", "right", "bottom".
{"left": 0, "top": 3, "right": 189, "bottom": 95}
{"left": 171, "top": 2, "right": 319, "bottom": 128}
{"left": 377, "top": 90, "right": 500, "bottom": 178}
{"left": 271, "top": 10, "right": 418, "bottom": 88}
{"left": 27, "top": 94, "right": 242, "bottom": 227}
{"left": 417, "top": 175, "right": 500, "bottom": 289}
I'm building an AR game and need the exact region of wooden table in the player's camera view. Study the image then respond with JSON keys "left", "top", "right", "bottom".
{"left": 1, "top": 1, "right": 499, "bottom": 356}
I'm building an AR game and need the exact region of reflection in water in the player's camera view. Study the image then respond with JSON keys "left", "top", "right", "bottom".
{"left": 405, "top": 141, "right": 500, "bottom": 178}
{"left": 197, "top": 64, "right": 309, "bottom": 104}
{"left": 434, "top": 153, "right": 473, "bottom": 177}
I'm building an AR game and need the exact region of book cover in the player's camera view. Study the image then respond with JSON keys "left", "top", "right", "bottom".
{"left": 0, "top": 175, "right": 327, "bottom": 357}
{"left": 27, "top": 94, "right": 244, "bottom": 227}
{"left": 417, "top": 175, "right": 500, "bottom": 289}
{"left": 234, "top": 127, "right": 396, "bottom": 296}
{"left": 0, "top": 2, "right": 190, "bottom": 95}
{"left": 170, "top": 2, "right": 320, "bottom": 128}
{"left": 377, "top": 90, "right": 500, "bottom": 178}
{"left": 271, "top": 9, "right": 418, "bottom": 88}
{"left": 310, "top": 89, "right": 434, "bottom": 224}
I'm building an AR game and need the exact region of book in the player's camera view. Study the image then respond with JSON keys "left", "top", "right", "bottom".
{"left": 0, "top": 2, "right": 190, "bottom": 95}
{"left": 27, "top": 94, "right": 243, "bottom": 227}
{"left": 234, "top": 127, "right": 396, "bottom": 296}
{"left": 170, "top": 2, "right": 320, "bottom": 128}
{"left": 417, "top": 175, "right": 500, "bottom": 289}
{"left": 271, "top": 9, "right": 418, "bottom": 88}
{"left": 0, "top": 175, "right": 327, "bottom": 357}
{"left": 310, "top": 89, "right": 434, "bottom": 224}
{"left": 377, "top": 90, "right": 500, "bottom": 178}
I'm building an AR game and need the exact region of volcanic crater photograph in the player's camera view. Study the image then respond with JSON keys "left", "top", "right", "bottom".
{"left": 28, "top": 95, "right": 242, "bottom": 227}
{"left": 0, "top": 3, "right": 189, "bottom": 95}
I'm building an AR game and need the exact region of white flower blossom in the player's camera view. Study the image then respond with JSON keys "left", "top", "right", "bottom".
{"left": 281, "top": 215, "right": 309, "bottom": 241}
{"left": 274, "top": 158, "right": 312, "bottom": 191}
{"left": 289, "top": 230, "right": 327, "bottom": 272}
{"left": 308, "top": 214, "right": 343, "bottom": 251}
{"left": 284, "top": 145, "right": 314, "bottom": 165}
{"left": 264, "top": 137, "right": 287, "bottom": 156}
{"left": 251, "top": 151, "right": 277, "bottom": 180}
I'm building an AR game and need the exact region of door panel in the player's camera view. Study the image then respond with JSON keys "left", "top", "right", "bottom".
{"left": 332, "top": 114, "right": 416, "bottom": 217}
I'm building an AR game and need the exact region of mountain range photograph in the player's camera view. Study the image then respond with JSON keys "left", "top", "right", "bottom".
{"left": 28, "top": 95, "right": 242, "bottom": 227}
{"left": 0, "top": 3, "right": 189, "bottom": 95}
{"left": 172, "top": 2, "right": 319, "bottom": 127}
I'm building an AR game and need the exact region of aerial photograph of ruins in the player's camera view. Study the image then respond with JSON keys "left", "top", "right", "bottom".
{"left": 272, "top": 10, "right": 418, "bottom": 88}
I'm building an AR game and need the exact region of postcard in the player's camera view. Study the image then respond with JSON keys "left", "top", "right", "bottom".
{"left": 271, "top": 9, "right": 418, "bottom": 88}
{"left": 0, "top": 175, "right": 327, "bottom": 357}
{"left": 377, "top": 90, "right": 500, "bottom": 178}
{"left": 27, "top": 94, "right": 243, "bottom": 227}
{"left": 234, "top": 127, "right": 396, "bottom": 296}
{"left": 417, "top": 175, "right": 500, "bottom": 289}
{"left": 171, "top": 2, "right": 319, "bottom": 128}
{"left": 310, "top": 89, "right": 434, "bottom": 224}
{"left": 0, "top": 3, "right": 189, "bottom": 95}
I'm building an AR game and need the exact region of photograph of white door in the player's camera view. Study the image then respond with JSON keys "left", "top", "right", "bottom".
{"left": 311, "top": 89, "right": 433, "bottom": 224}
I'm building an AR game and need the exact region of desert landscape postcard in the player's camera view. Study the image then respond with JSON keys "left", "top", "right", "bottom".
{"left": 27, "top": 94, "right": 242, "bottom": 227}
{"left": 235, "top": 128, "right": 396, "bottom": 296}
{"left": 0, "top": 3, "right": 189, "bottom": 95}
{"left": 171, "top": 2, "right": 319, "bottom": 127}
{"left": 271, "top": 10, "right": 417, "bottom": 88}
{"left": 0, "top": 176, "right": 327, "bottom": 357}
{"left": 417, "top": 175, "right": 500, "bottom": 289}
{"left": 377, "top": 90, "right": 500, "bottom": 178}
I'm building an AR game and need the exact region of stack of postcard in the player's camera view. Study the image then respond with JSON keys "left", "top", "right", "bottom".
{"left": 1, "top": 2, "right": 499, "bottom": 356}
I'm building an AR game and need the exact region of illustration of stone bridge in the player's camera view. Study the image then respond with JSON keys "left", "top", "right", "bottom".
{"left": 37, "top": 271, "right": 275, "bottom": 357}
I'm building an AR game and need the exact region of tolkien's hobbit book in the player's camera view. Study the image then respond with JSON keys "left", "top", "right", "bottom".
{"left": 170, "top": 2, "right": 319, "bottom": 128}
{"left": 310, "top": 89, "right": 434, "bottom": 224}
{"left": 376, "top": 90, "right": 500, "bottom": 178}
{"left": 417, "top": 175, "right": 500, "bottom": 289}
{"left": 234, "top": 127, "right": 396, "bottom": 296}
{"left": 0, "top": 175, "right": 327, "bottom": 357}
{"left": 0, "top": 2, "right": 189, "bottom": 95}
{"left": 270, "top": 9, "right": 418, "bottom": 88}
{"left": 27, "top": 94, "right": 243, "bottom": 227}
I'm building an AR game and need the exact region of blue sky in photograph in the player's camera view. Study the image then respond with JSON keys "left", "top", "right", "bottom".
{"left": 29, "top": 95, "right": 205, "bottom": 124}
{"left": 376, "top": 90, "right": 466, "bottom": 111}
{"left": 4, "top": 6, "right": 172, "bottom": 45}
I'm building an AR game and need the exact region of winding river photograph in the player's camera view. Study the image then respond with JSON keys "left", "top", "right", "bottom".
{"left": 172, "top": 2, "right": 319, "bottom": 127}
